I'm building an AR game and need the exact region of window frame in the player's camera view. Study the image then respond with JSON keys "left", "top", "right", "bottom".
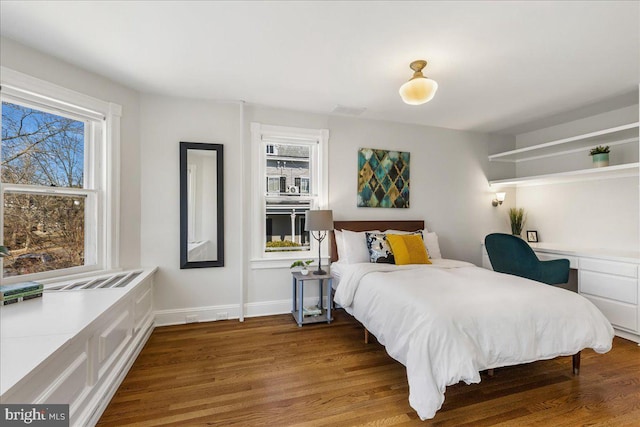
{"left": 0, "top": 67, "right": 121, "bottom": 284}
{"left": 250, "top": 123, "right": 329, "bottom": 269}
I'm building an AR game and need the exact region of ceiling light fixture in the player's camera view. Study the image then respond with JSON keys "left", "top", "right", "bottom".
{"left": 399, "top": 60, "right": 438, "bottom": 105}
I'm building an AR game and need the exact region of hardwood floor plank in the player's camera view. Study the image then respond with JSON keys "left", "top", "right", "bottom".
{"left": 98, "top": 310, "right": 640, "bottom": 426}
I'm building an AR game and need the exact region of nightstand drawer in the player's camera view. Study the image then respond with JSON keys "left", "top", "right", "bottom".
{"left": 579, "top": 270, "right": 637, "bottom": 304}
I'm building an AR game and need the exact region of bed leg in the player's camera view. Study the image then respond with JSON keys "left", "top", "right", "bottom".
{"left": 572, "top": 351, "right": 581, "bottom": 375}
{"left": 487, "top": 368, "right": 494, "bottom": 377}
{"left": 364, "top": 328, "right": 369, "bottom": 344}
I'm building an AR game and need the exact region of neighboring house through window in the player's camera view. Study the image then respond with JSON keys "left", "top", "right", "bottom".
{"left": 251, "top": 123, "right": 328, "bottom": 265}
{"left": 0, "top": 67, "right": 121, "bottom": 283}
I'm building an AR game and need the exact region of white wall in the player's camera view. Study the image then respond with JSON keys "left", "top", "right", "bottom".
{"left": 326, "top": 116, "right": 514, "bottom": 262}
{"left": 139, "top": 95, "right": 241, "bottom": 317}
{"left": 517, "top": 178, "right": 638, "bottom": 250}
{"left": 0, "top": 37, "right": 142, "bottom": 268}
{"left": 513, "top": 105, "right": 639, "bottom": 251}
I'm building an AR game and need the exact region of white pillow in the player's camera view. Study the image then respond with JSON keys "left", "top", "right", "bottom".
{"left": 423, "top": 232, "right": 442, "bottom": 259}
{"left": 386, "top": 227, "right": 428, "bottom": 235}
{"left": 341, "top": 229, "right": 379, "bottom": 264}
{"left": 334, "top": 230, "right": 345, "bottom": 261}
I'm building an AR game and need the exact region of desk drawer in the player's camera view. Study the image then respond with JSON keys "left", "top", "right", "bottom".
{"left": 535, "top": 252, "right": 578, "bottom": 269}
{"left": 580, "top": 258, "right": 638, "bottom": 278}
{"left": 582, "top": 294, "right": 638, "bottom": 332}
{"left": 579, "top": 270, "right": 637, "bottom": 304}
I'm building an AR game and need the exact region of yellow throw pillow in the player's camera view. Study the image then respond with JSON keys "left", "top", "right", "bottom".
{"left": 386, "top": 234, "right": 431, "bottom": 265}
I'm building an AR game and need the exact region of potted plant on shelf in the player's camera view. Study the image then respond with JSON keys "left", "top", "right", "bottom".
{"left": 508, "top": 208, "right": 526, "bottom": 237}
{"left": 290, "top": 260, "right": 313, "bottom": 275}
{"left": 589, "top": 145, "right": 610, "bottom": 168}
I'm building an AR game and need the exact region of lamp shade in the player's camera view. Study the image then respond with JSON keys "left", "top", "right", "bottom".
{"left": 399, "top": 77, "right": 438, "bottom": 105}
{"left": 305, "top": 210, "right": 334, "bottom": 231}
{"left": 496, "top": 192, "right": 506, "bottom": 203}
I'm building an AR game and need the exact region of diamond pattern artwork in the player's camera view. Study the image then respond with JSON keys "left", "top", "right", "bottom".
{"left": 357, "top": 148, "right": 410, "bottom": 208}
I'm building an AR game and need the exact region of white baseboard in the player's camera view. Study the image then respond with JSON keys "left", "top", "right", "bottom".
{"left": 154, "top": 304, "right": 241, "bottom": 326}
{"left": 154, "top": 297, "right": 330, "bottom": 326}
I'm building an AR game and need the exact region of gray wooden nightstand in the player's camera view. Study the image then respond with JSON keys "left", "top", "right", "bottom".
{"left": 291, "top": 271, "right": 333, "bottom": 327}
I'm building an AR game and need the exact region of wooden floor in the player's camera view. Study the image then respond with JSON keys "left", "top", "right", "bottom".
{"left": 99, "top": 310, "right": 640, "bottom": 426}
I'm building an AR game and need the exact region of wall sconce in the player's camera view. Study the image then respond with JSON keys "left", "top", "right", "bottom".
{"left": 492, "top": 192, "right": 506, "bottom": 207}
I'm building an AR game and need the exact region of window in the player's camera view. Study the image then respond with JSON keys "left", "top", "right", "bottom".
{"left": 251, "top": 123, "right": 328, "bottom": 264}
{"left": 1, "top": 67, "right": 121, "bottom": 283}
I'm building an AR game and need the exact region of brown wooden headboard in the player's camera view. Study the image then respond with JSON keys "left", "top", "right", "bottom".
{"left": 329, "top": 220, "right": 425, "bottom": 263}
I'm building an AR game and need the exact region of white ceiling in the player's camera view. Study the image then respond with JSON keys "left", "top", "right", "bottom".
{"left": 1, "top": 1, "right": 638, "bottom": 134}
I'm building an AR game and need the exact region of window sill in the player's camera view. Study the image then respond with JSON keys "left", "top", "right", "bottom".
{"left": 250, "top": 256, "right": 330, "bottom": 270}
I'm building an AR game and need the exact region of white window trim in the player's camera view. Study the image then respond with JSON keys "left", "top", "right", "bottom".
{"left": 0, "top": 67, "right": 121, "bottom": 284}
{"left": 250, "top": 123, "right": 329, "bottom": 269}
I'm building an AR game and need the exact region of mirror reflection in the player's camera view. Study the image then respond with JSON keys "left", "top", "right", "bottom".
{"left": 180, "top": 142, "right": 224, "bottom": 268}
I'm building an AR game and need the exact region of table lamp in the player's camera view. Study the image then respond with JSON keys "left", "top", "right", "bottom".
{"left": 304, "top": 210, "right": 334, "bottom": 275}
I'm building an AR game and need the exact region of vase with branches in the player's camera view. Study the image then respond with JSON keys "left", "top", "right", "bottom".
{"left": 508, "top": 208, "right": 526, "bottom": 237}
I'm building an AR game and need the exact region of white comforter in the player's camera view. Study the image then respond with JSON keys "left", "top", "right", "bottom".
{"left": 333, "top": 261, "right": 614, "bottom": 420}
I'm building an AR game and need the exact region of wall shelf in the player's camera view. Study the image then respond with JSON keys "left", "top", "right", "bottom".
{"left": 489, "top": 122, "right": 639, "bottom": 163}
{"left": 488, "top": 121, "right": 639, "bottom": 187}
{"left": 489, "top": 162, "right": 640, "bottom": 188}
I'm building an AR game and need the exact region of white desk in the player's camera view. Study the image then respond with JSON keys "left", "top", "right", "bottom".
{"left": 481, "top": 243, "right": 640, "bottom": 344}
{"left": 528, "top": 243, "right": 640, "bottom": 264}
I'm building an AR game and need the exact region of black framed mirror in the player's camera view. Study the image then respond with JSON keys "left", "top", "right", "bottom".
{"left": 180, "top": 142, "right": 224, "bottom": 268}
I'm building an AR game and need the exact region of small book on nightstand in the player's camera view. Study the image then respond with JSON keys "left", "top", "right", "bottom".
{"left": 303, "top": 306, "right": 322, "bottom": 316}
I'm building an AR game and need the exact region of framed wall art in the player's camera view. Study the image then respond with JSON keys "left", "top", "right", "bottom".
{"left": 357, "top": 148, "right": 410, "bottom": 208}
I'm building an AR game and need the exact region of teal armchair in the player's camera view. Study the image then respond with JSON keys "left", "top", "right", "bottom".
{"left": 484, "top": 233, "right": 570, "bottom": 285}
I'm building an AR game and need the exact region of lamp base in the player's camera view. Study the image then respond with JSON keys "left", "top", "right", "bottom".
{"left": 313, "top": 269, "right": 327, "bottom": 275}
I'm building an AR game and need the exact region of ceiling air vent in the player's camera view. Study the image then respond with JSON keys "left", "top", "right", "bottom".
{"left": 331, "top": 105, "right": 366, "bottom": 116}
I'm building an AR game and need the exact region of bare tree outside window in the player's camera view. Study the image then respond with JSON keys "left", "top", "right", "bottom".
{"left": 2, "top": 102, "right": 86, "bottom": 277}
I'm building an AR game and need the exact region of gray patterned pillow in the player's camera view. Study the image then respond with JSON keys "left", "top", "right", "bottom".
{"left": 366, "top": 232, "right": 395, "bottom": 264}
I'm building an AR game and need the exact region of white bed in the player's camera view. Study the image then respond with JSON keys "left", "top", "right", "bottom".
{"left": 329, "top": 221, "right": 614, "bottom": 421}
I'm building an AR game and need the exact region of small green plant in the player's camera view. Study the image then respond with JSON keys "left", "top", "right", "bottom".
{"left": 589, "top": 145, "right": 610, "bottom": 156}
{"left": 290, "top": 260, "right": 313, "bottom": 269}
{"left": 508, "top": 208, "right": 527, "bottom": 236}
{"left": 0, "top": 246, "right": 10, "bottom": 257}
